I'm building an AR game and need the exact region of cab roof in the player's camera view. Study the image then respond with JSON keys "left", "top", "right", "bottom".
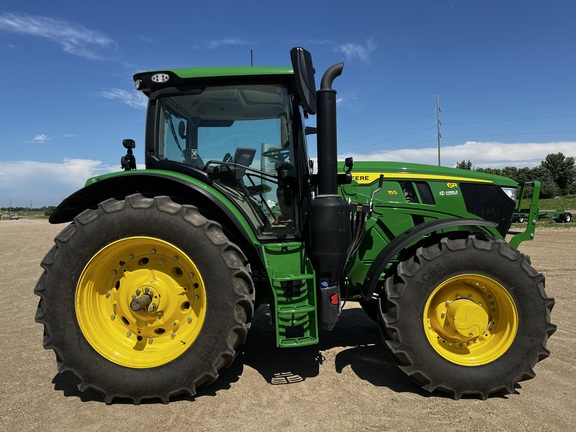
{"left": 134, "top": 66, "right": 294, "bottom": 96}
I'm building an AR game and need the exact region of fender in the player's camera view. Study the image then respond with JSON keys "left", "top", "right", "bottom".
{"left": 50, "top": 170, "right": 258, "bottom": 245}
{"left": 361, "top": 218, "right": 498, "bottom": 300}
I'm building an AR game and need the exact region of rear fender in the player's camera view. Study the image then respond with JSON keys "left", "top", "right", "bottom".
{"left": 361, "top": 218, "right": 498, "bottom": 300}
{"left": 50, "top": 171, "right": 258, "bottom": 246}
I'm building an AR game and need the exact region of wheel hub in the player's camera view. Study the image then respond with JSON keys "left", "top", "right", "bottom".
{"left": 130, "top": 292, "right": 153, "bottom": 312}
{"left": 445, "top": 299, "right": 489, "bottom": 339}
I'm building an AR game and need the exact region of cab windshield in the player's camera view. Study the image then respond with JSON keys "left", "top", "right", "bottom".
{"left": 154, "top": 84, "right": 299, "bottom": 237}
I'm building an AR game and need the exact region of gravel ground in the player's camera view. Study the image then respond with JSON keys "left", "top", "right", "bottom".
{"left": 0, "top": 219, "right": 573, "bottom": 431}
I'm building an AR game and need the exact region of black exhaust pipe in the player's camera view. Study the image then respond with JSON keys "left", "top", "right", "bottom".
{"left": 316, "top": 62, "right": 344, "bottom": 196}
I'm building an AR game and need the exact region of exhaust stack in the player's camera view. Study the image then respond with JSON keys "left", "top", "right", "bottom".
{"left": 316, "top": 62, "right": 344, "bottom": 196}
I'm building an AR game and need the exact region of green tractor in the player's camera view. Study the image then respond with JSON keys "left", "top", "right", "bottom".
{"left": 35, "top": 48, "right": 555, "bottom": 403}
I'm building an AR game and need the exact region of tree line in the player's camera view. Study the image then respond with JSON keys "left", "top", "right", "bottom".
{"left": 0, "top": 205, "right": 56, "bottom": 216}
{"left": 456, "top": 152, "right": 576, "bottom": 198}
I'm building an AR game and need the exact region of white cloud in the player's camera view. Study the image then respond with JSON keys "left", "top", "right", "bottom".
{"left": 335, "top": 38, "right": 376, "bottom": 64}
{"left": 31, "top": 134, "right": 50, "bottom": 143}
{"left": 0, "top": 159, "right": 116, "bottom": 207}
{"left": 308, "top": 38, "right": 377, "bottom": 64}
{"left": 341, "top": 140, "right": 576, "bottom": 169}
{"left": 207, "top": 38, "right": 248, "bottom": 49}
{"left": 100, "top": 88, "right": 148, "bottom": 109}
{"left": 0, "top": 12, "right": 114, "bottom": 60}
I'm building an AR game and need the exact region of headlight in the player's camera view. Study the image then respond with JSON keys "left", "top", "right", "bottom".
{"left": 501, "top": 187, "right": 517, "bottom": 201}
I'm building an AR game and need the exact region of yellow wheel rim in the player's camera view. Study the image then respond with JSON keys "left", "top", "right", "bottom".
{"left": 76, "top": 236, "right": 206, "bottom": 368}
{"left": 423, "top": 274, "right": 518, "bottom": 366}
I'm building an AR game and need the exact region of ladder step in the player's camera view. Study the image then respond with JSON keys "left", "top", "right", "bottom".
{"left": 278, "top": 336, "right": 318, "bottom": 348}
{"left": 275, "top": 309, "right": 318, "bottom": 347}
{"left": 272, "top": 273, "right": 315, "bottom": 282}
{"left": 277, "top": 305, "right": 316, "bottom": 314}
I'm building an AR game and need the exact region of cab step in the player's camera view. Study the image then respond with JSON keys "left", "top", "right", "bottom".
{"left": 262, "top": 243, "right": 318, "bottom": 347}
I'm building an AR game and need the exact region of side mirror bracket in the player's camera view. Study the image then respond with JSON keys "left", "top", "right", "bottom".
{"left": 121, "top": 139, "right": 137, "bottom": 171}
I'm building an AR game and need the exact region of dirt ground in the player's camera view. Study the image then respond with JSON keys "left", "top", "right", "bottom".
{"left": 1, "top": 219, "right": 574, "bottom": 431}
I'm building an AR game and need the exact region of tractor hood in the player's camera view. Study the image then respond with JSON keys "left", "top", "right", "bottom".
{"left": 347, "top": 161, "right": 517, "bottom": 188}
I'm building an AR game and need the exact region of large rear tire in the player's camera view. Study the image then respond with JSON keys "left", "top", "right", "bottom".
{"left": 35, "top": 194, "right": 254, "bottom": 403}
{"left": 379, "top": 233, "right": 556, "bottom": 399}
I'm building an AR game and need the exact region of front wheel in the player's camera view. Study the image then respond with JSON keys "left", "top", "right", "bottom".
{"left": 379, "top": 233, "right": 556, "bottom": 399}
{"left": 35, "top": 194, "right": 254, "bottom": 403}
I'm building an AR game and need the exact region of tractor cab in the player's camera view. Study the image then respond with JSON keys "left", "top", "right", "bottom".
{"left": 133, "top": 70, "right": 311, "bottom": 239}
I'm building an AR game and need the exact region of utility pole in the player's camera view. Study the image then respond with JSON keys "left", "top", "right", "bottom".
{"left": 436, "top": 92, "right": 441, "bottom": 166}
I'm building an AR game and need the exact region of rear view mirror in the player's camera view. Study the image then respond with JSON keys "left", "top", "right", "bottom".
{"left": 290, "top": 47, "right": 317, "bottom": 115}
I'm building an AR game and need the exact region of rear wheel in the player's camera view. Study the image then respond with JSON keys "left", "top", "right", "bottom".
{"left": 379, "top": 233, "right": 556, "bottom": 399}
{"left": 35, "top": 194, "right": 254, "bottom": 403}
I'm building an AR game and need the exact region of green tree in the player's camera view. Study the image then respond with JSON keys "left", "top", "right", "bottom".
{"left": 539, "top": 152, "right": 576, "bottom": 195}
{"left": 455, "top": 160, "right": 472, "bottom": 170}
{"left": 531, "top": 166, "right": 561, "bottom": 198}
{"left": 476, "top": 167, "right": 503, "bottom": 176}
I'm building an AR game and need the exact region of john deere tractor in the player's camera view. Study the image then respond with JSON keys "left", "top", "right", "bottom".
{"left": 35, "top": 48, "right": 555, "bottom": 403}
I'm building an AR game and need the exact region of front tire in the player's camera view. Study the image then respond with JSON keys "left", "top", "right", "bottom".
{"left": 35, "top": 195, "right": 254, "bottom": 403}
{"left": 379, "top": 233, "right": 556, "bottom": 399}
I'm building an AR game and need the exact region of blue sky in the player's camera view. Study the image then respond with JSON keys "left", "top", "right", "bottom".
{"left": 1, "top": 0, "right": 575, "bottom": 207}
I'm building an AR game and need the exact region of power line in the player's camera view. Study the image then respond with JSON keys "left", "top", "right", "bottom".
{"left": 339, "top": 112, "right": 435, "bottom": 146}
{"left": 436, "top": 92, "right": 441, "bottom": 166}
{"left": 341, "top": 136, "right": 438, "bottom": 155}
{"left": 444, "top": 129, "right": 576, "bottom": 140}
{"left": 342, "top": 125, "right": 437, "bottom": 154}
{"left": 443, "top": 98, "right": 576, "bottom": 113}
{"left": 389, "top": 137, "right": 437, "bottom": 151}
{"left": 444, "top": 114, "right": 576, "bottom": 126}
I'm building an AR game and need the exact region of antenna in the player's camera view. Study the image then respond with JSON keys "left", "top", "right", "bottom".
{"left": 436, "top": 92, "right": 441, "bottom": 166}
